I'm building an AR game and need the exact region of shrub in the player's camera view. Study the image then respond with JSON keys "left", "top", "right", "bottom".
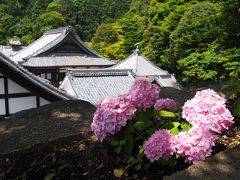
{"left": 91, "top": 80, "right": 234, "bottom": 170}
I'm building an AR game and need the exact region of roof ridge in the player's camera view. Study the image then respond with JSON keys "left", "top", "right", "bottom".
{"left": 73, "top": 73, "right": 129, "bottom": 77}
{"left": 111, "top": 50, "right": 169, "bottom": 75}
{"left": 12, "top": 29, "right": 64, "bottom": 61}
{"left": 30, "top": 26, "right": 103, "bottom": 59}
{"left": 68, "top": 69, "right": 132, "bottom": 77}
{"left": 44, "top": 26, "right": 69, "bottom": 35}
{"left": 25, "top": 30, "right": 67, "bottom": 58}
{"left": 68, "top": 69, "right": 132, "bottom": 73}
{"left": 110, "top": 52, "right": 135, "bottom": 68}
{"left": 140, "top": 55, "right": 168, "bottom": 74}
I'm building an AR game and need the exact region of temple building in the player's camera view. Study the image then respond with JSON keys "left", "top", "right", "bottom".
{"left": 60, "top": 48, "right": 181, "bottom": 105}
{"left": 0, "top": 26, "right": 181, "bottom": 109}
{"left": 11, "top": 26, "right": 116, "bottom": 86}
{"left": 111, "top": 48, "right": 181, "bottom": 89}
{"left": 0, "top": 52, "right": 72, "bottom": 116}
{"left": 0, "top": 39, "right": 25, "bottom": 58}
{"left": 59, "top": 69, "right": 134, "bottom": 105}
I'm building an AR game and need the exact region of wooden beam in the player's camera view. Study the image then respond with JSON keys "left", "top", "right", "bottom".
{"left": 0, "top": 93, "right": 33, "bottom": 99}
{"left": 36, "top": 96, "right": 40, "bottom": 107}
{"left": 4, "top": 77, "right": 9, "bottom": 116}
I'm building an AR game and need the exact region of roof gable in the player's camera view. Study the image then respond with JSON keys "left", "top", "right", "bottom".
{"left": 60, "top": 69, "right": 135, "bottom": 105}
{"left": 36, "top": 28, "right": 100, "bottom": 57}
{"left": 0, "top": 52, "right": 72, "bottom": 101}
{"left": 12, "top": 31, "right": 63, "bottom": 62}
{"left": 45, "top": 38, "right": 89, "bottom": 55}
{"left": 12, "top": 26, "right": 101, "bottom": 62}
{"left": 112, "top": 49, "right": 168, "bottom": 76}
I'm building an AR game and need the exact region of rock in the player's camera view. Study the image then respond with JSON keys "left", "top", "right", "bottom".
{"left": 79, "top": 144, "right": 86, "bottom": 151}
{"left": 0, "top": 100, "right": 96, "bottom": 155}
{"left": 113, "top": 169, "right": 124, "bottom": 178}
{"left": 163, "top": 145, "right": 240, "bottom": 180}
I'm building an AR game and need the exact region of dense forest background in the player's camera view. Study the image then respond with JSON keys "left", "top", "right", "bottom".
{"left": 0, "top": 0, "right": 240, "bottom": 84}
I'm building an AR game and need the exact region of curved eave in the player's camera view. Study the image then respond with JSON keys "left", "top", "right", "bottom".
{"left": 0, "top": 52, "right": 73, "bottom": 101}
{"left": 30, "top": 27, "right": 102, "bottom": 58}
{"left": 12, "top": 31, "right": 62, "bottom": 62}
{"left": 112, "top": 51, "right": 169, "bottom": 76}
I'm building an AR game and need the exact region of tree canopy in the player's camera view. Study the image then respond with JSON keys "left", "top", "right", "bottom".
{"left": 1, "top": 0, "right": 240, "bottom": 84}
{"left": 91, "top": 0, "right": 240, "bottom": 84}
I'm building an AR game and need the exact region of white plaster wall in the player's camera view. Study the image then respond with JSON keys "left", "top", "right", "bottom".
{"left": 40, "top": 98, "right": 50, "bottom": 106}
{"left": 0, "top": 99, "right": 5, "bottom": 115}
{"left": 135, "top": 76, "right": 155, "bottom": 82}
{"left": 8, "top": 79, "right": 30, "bottom": 94}
{"left": 59, "top": 77, "right": 76, "bottom": 97}
{"left": 88, "top": 67, "right": 100, "bottom": 69}
{"left": 9, "top": 96, "right": 36, "bottom": 114}
{"left": 0, "top": 79, "right": 4, "bottom": 94}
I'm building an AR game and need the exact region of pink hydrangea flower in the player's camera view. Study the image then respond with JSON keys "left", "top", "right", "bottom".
{"left": 129, "top": 80, "right": 160, "bottom": 111}
{"left": 182, "top": 89, "right": 234, "bottom": 133}
{"left": 144, "top": 130, "right": 174, "bottom": 162}
{"left": 91, "top": 95, "right": 136, "bottom": 141}
{"left": 172, "top": 126, "right": 216, "bottom": 164}
{"left": 154, "top": 98, "right": 176, "bottom": 110}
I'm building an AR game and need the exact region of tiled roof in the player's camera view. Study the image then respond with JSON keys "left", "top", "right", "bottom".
{"left": 11, "top": 31, "right": 63, "bottom": 62}
{"left": 0, "top": 45, "right": 24, "bottom": 58}
{"left": 60, "top": 69, "right": 135, "bottom": 105}
{"left": 0, "top": 52, "right": 73, "bottom": 101}
{"left": 111, "top": 49, "right": 168, "bottom": 76}
{"left": 22, "top": 56, "right": 116, "bottom": 67}
{"left": 111, "top": 49, "right": 182, "bottom": 89}
{"left": 155, "top": 75, "right": 182, "bottom": 90}
{"left": 11, "top": 26, "right": 102, "bottom": 63}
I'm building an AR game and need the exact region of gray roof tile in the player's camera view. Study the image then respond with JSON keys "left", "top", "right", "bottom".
{"left": 0, "top": 52, "right": 73, "bottom": 101}
{"left": 112, "top": 49, "right": 168, "bottom": 76}
{"left": 12, "top": 26, "right": 104, "bottom": 62}
{"left": 155, "top": 75, "right": 182, "bottom": 90}
{"left": 61, "top": 69, "right": 135, "bottom": 105}
{"left": 22, "top": 56, "right": 116, "bottom": 67}
{"left": 0, "top": 46, "right": 25, "bottom": 58}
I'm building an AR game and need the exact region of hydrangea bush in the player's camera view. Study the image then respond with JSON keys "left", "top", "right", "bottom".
{"left": 144, "top": 130, "right": 175, "bottom": 162}
{"left": 182, "top": 89, "right": 234, "bottom": 133}
{"left": 91, "top": 80, "right": 234, "bottom": 167}
{"left": 128, "top": 80, "right": 160, "bottom": 110}
{"left": 173, "top": 127, "right": 216, "bottom": 164}
{"left": 91, "top": 95, "right": 136, "bottom": 141}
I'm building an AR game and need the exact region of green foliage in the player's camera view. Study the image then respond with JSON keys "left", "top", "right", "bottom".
{"left": 0, "top": 0, "right": 131, "bottom": 45}
{"left": 110, "top": 108, "right": 191, "bottom": 171}
{"left": 37, "top": 11, "right": 65, "bottom": 33}
{"left": 92, "top": 0, "right": 240, "bottom": 84}
{"left": 72, "top": 0, "right": 132, "bottom": 41}
{"left": 222, "top": 69, "right": 240, "bottom": 121}
{"left": 1, "top": 0, "right": 240, "bottom": 85}
{"left": 47, "top": 0, "right": 62, "bottom": 12}
{"left": 91, "top": 23, "right": 126, "bottom": 60}
{"left": 92, "top": 24, "right": 118, "bottom": 44}
{"left": 170, "top": 2, "right": 221, "bottom": 58}
{"left": 169, "top": 1, "right": 222, "bottom": 78}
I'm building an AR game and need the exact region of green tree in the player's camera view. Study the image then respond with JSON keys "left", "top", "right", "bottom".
{"left": 92, "top": 23, "right": 125, "bottom": 60}
{"left": 170, "top": 1, "right": 221, "bottom": 62}
{"left": 37, "top": 11, "right": 66, "bottom": 33}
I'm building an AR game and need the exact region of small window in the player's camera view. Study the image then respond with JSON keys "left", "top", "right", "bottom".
{"left": 40, "top": 73, "right": 45, "bottom": 78}
{"left": 47, "top": 73, "right": 52, "bottom": 79}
